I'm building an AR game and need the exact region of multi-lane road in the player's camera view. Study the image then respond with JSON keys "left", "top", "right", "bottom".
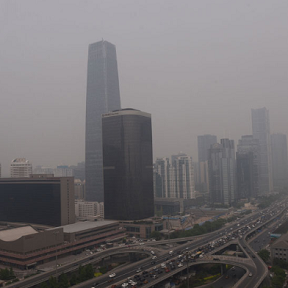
{"left": 7, "top": 199, "right": 287, "bottom": 288}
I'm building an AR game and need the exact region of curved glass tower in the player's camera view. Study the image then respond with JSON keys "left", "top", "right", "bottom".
{"left": 85, "top": 40, "right": 121, "bottom": 202}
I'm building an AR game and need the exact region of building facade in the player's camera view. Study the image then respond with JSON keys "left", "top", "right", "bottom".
{"left": 153, "top": 154, "right": 195, "bottom": 200}
{"left": 208, "top": 139, "right": 236, "bottom": 206}
{"left": 236, "top": 135, "right": 260, "bottom": 199}
{"left": 10, "top": 158, "right": 32, "bottom": 178}
{"left": 75, "top": 200, "right": 104, "bottom": 218}
{"left": 172, "top": 154, "right": 195, "bottom": 199}
{"left": 271, "top": 133, "right": 288, "bottom": 189}
{"left": 251, "top": 107, "right": 273, "bottom": 194}
{"left": 103, "top": 109, "right": 154, "bottom": 220}
{"left": 197, "top": 135, "right": 217, "bottom": 192}
{"left": 0, "top": 175, "right": 75, "bottom": 226}
{"left": 85, "top": 40, "right": 121, "bottom": 202}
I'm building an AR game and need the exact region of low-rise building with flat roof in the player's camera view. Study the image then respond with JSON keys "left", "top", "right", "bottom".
{"left": 0, "top": 220, "right": 124, "bottom": 269}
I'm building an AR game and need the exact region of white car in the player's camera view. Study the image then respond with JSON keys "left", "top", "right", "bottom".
{"left": 122, "top": 283, "right": 129, "bottom": 287}
{"left": 178, "top": 263, "right": 183, "bottom": 268}
{"left": 152, "top": 256, "right": 157, "bottom": 260}
{"left": 109, "top": 273, "right": 116, "bottom": 278}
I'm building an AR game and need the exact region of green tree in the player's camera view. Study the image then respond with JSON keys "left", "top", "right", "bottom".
{"left": 257, "top": 249, "right": 270, "bottom": 263}
{"left": 58, "top": 273, "right": 69, "bottom": 288}
{"left": 40, "top": 282, "right": 49, "bottom": 288}
{"left": 150, "top": 231, "right": 161, "bottom": 240}
{"left": 48, "top": 276, "right": 59, "bottom": 288}
{"left": 70, "top": 273, "right": 78, "bottom": 286}
{"left": 85, "top": 264, "right": 94, "bottom": 279}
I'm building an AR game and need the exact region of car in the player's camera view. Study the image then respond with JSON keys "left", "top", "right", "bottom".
{"left": 108, "top": 279, "right": 114, "bottom": 283}
{"left": 109, "top": 273, "right": 116, "bottom": 278}
{"left": 225, "top": 275, "right": 229, "bottom": 279}
{"left": 136, "top": 269, "right": 142, "bottom": 273}
{"left": 249, "top": 273, "right": 253, "bottom": 277}
{"left": 152, "top": 256, "right": 157, "bottom": 260}
{"left": 122, "top": 283, "right": 129, "bottom": 287}
{"left": 178, "top": 263, "right": 183, "bottom": 268}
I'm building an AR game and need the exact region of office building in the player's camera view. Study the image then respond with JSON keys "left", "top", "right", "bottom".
{"left": 172, "top": 154, "right": 195, "bottom": 199}
{"left": 102, "top": 109, "right": 154, "bottom": 220}
{"left": 197, "top": 135, "right": 217, "bottom": 192}
{"left": 75, "top": 200, "right": 104, "bottom": 218}
{"left": 236, "top": 135, "right": 260, "bottom": 199}
{"left": 208, "top": 139, "right": 235, "bottom": 206}
{"left": 74, "top": 179, "right": 85, "bottom": 199}
{"left": 85, "top": 40, "right": 121, "bottom": 202}
{"left": 251, "top": 107, "right": 273, "bottom": 193}
{"left": 154, "top": 158, "right": 172, "bottom": 198}
{"left": 153, "top": 154, "right": 195, "bottom": 200}
{"left": 271, "top": 133, "right": 288, "bottom": 189}
{"left": 0, "top": 175, "right": 75, "bottom": 227}
{"left": 10, "top": 158, "right": 32, "bottom": 178}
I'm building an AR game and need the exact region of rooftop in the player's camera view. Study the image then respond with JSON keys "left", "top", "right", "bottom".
{"left": 0, "top": 226, "right": 38, "bottom": 242}
{"left": 271, "top": 233, "right": 288, "bottom": 249}
{"left": 49, "top": 220, "right": 117, "bottom": 233}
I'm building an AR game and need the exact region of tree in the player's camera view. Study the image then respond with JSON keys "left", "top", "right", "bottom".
{"left": 85, "top": 264, "right": 94, "bottom": 279}
{"left": 70, "top": 273, "right": 78, "bottom": 286}
{"left": 257, "top": 249, "right": 270, "bottom": 263}
{"left": 48, "top": 276, "right": 59, "bottom": 288}
{"left": 58, "top": 273, "right": 69, "bottom": 288}
{"left": 150, "top": 231, "right": 161, "bottom": 240}
{"left": 40, "top": 282, "right": 49, "bottom": 288}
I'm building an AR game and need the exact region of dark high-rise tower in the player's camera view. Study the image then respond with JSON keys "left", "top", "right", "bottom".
{"left": 208, "top": 139, "right": 235, "bottom": 206}
{"left": 102, "top": 109, "right": 154, "bottom": 220}
{"left": 85, "top": 40, "right": 121, "bottom": 202}
{"left": 251, "top": 108, "right": 273, "bottom": 194}
{"left": 271, "top": 133, "right": 288, "bottom": 189}
{"left": 236, "top": 135, "right": 260, "bottom": 199}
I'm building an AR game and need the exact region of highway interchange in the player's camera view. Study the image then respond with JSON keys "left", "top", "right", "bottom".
{"left": 7, "top": 199, "right": 288, "bottom": 288}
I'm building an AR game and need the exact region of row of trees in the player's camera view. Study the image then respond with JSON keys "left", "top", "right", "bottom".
{"left": 0, "top": 267, "right": 15, "bottom": 280}
{"left": 39, "top": 264, "right": 94, "bottom": 288}
{"left": 169, "top": 218, "right": 227, "bottom": 239}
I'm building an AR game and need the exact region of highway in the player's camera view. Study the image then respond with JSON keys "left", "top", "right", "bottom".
{"left": 6, "top": 199, "right": 287, "bottom": 288}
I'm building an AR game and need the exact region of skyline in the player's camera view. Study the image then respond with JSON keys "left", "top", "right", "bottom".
{"left": 1, "top": 0, "right": 288, "bottom": 176}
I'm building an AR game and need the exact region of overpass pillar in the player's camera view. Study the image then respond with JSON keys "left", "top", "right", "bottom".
{"left": 221, "top": 264, "right": 227, "bottom": 275}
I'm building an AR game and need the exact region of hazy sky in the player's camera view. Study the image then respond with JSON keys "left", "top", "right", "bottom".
{"left": 0, "top": 0, "right": 287, "bottom": 176}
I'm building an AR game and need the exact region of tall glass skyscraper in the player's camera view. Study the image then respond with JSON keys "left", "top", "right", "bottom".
{"left": 85, "top": 40, "right": 121, "bottom": 202}
{"left": 102, "top": 109, "right": 154, "bottom": 220}
{"left": 251, "top": 107, "right": 273, "bottom": 194}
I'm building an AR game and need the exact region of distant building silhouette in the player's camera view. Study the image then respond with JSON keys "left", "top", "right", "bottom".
{"left": 102, "top": 109, "right": 154, "bottom": 220}
{"left": 85, "top": 40, "right": 121, "bottom": 202}
{"left": 208, "top": 139, "right": 235, "bottom": 206}
{"left": 271, "top": 133, "right": 288, "bottom": 189}
{"left": 236, "top": 135, "right": 260, "bottom": 199}
{"left": 251, "top": 107, "right": 273, "bottom": 193}
{"left": 197, "top": 135, "right": 217, "bottom": 192}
